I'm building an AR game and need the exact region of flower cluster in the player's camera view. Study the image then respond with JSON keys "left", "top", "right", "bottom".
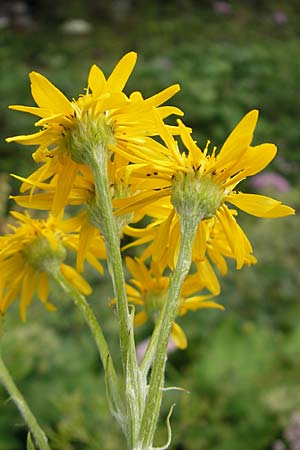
{"left": 0, "top": 211, "right": 105, "bottom": 320}
{"left": 3, "top": 52, "right": 295, "bottom": 344}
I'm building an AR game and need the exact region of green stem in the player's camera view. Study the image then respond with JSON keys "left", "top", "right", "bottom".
{"left": 140, "top": 306, "right": 164, "bottom": 377}
{"left": 51, "top": 269, "right": 113, "bottom": 373}
{"left": 138, "top": 218, "right": 198, "bottom": 449}
{"left": 90, "top": 154, "right": 131, "bottom": 373}
{"left": 0, "top": 352, "right": 51, "bottom": 450}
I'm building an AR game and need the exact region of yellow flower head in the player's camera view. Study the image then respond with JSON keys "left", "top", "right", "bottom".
{"left": 115, "top": 110, "right": 295, "bottom": 268}
{"left": 0, "top": 211, "right": 105, "bottom": 320}
{"left": 125, "top": 257, "right": 223, "bottom": 349}
{"left": 123, "top": 198, "right": 257, "bottom": 279}
{"left": 6, "top": 52, "right": 182, "bottom": 216}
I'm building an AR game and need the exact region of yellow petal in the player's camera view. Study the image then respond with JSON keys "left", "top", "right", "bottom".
{"left": 152, "top": 212, "right": 174, "bottom": 262}
{"left": 168, "top": 217, "right": 181, "bottom": 269}
{"left": 126, "top": 257, "right": 152, "bottom": 287}
{"left": 126, "top": 284, "right": 141, "bottom": 298}
{"left": 88, "top": 64, "right": 106, "bottom": 96}
{"left": 115, "top": 188, "right": 170, "bottom": 216}
{"left": 260, "top": 204, "right": 296, "bottom": 218}
{"left": 192, "top": 222, "right": 206, "bottom": 263}
{"left": 181, "top": 296, "right": 224, "bottom": 313}
{"left": 195, "top": 259, "right": 221, "bottom": 295}
{"left": 207, "top": 246, "right": 228, "bottom": 275}
{"left": 37, "top": 272, "right": 49, "bottom": 302}
{"left": 144, "top": 84, "right": 180, "bottom": 107}
{"left": 221, "top": 110, "right": 258, "bottom": 155}
{"left": 0, "top": 276, "right": 23, "bottom": 313}
{"left": 60, "top": 264, "right": 92, "bottom": 296}
{"left": 52, "top": 161, "right": 78, "bottom": 216}
{"left": 77, "top": 221, "right": 97, "bottom": 272}
{"left": 6, "top": 129, "right": 49, "bottom": 145}
{"left": 84, "top": 252, "right": 104, "bottom": 275}
{"left": 215, "top": 110, "right": 259, "bottom": 169}
{"left": 171, "top": 322, "right": 187, "bottom": 350}
{"left": 158, "top": 106, "right": 184, "bottom": 119}
{"left": 241, "top": 143, "right": 277, "bottom": 176}
{"left": 227, "top": 193, "right": 295, "bottom": 218}
{"left": 134, "top": 311, "right": 148, "bottom": 326}
{"left": 216, "top": 206, "right": 247, "bottom": 270}
{"left": 29, "top": 72, "right": 73, "bottom": 114}
{"left": 8, "top": 105, "right": 51, "bottom": 118}
{"left": 106, "top": 52, "right": 137, "bottom": 92}
{"left": 12, "top": 193, "right": 54, "bottom": 210}
{"left": 20, "top": 268, "right": 37, "bottom": 321}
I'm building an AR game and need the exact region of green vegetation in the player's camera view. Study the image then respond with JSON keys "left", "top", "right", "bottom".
{"left": 0, "top": 2, "right": 299, "bottom": 449}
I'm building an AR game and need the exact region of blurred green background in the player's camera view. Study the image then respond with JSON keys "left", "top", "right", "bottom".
{"left": 0, "top": 1, "right": 299, "bottom": 449}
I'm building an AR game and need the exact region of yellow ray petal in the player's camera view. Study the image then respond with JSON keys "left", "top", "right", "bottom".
{"left": 12, "top": 193, "right": 54, "bottom": 210}
{"left": 259, "top": 204, "right": 296, "bottom": 218}
{"left": 29, "top": 71, "right": 73, "bottom": 114}
{"left": 227, "top": 192, "right": 295, "bottom": 217}
{"left": 8, "top": 105, "right": 51, "bottom": 118}
{"left": 0, "top": 273, "right": 23, "bottom": 313}
{"left": 241, "top": 143, "right": 277, "bottom": 176}
{"left": 196, "top": 259, "right": 221, "bottom": 294}
{"left": 88, "top": 64, "right": 106, "bottom": 96}
{"left": 207, "top": 246, "right": 228, "bottom": 275}
{"left": 219, "top": 109, "right": 259, "bottom": 160}
{"left": 167, "top": 216, "right": 181, "bottom": 269}
{"left": 37, "top": 272, "right": 49, "bottom": 302}
{"left": 171, "top": 322, "right": 187, "bottom": 349}
{"left": 192, "top": 222, "right": 207, "bottom": 263}
{"left": 126, "top": 257, "right": 152, "bottom": 287}
{"left": 77, "top": 221, "right": 97, "bottom": 272}
{"left": 181, "top": 296, "right": 224, "bottom": 312}
{"left": 158, "top": 106, "right": 184, "bottom": 118}
{"left": 216, "top": 206, "right": 247, "bottom": 269}
{"left": 144, "top": 84, "right": 180, "bottom": 107}
{"left": 52, "top": 160, "right": 78, "bottom": 216}
{"left": 84, "top": 252, "right": 104, "bottom": 275}
{"left": 134, "top": 311, "right": 148, "bottom": 326}
{"left": 152, "top": 211, "right": 174, "bottom": 262}
{"left": 115, "top": 188, "right": 170, "bottom": 216}
{"left": 126, "top": 284, "right": 141, "bottom": 298}
{"left": 6, "top": 129, "right": 49, "bottom": 145}
{"left": 20, "top": 268, "right": 38, "bottom": 321}
{"left": 106, "top": 52, "right": 137, "bottom": 92}
{"left": 60, "top": 264, "right": 92, "bottom": 296}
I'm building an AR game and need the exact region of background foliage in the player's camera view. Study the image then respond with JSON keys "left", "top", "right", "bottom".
{"left": 0, "top": 1, "right": 299, "bottom": 449}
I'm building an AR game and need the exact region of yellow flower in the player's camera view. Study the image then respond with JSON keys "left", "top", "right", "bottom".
{"left": 125, "top": 257, "right": 223, "bottom": 349}
{"left": 6, "top": 52, "right": 182, "bottom": 216}
{"left": 115, "top": 110, "right": 295, "bottom": 268}
{"left": 0, "top": 211, "right": 105, "bottom": 320}
{"left": 122, "top": 197, "right": 256, "bottom": 290}
{"left": 11, "top": 152, "right": 153, "bottom": 247}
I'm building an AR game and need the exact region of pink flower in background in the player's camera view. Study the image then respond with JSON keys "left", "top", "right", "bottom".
{"left": 250, "top": 172, "right": 291, "bottom": 193}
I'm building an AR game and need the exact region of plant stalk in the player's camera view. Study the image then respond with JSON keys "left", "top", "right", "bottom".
{"left": 0, "top": 352, "right": 51, "bottom": 450}
{"left": 90, "top": 152, "right": 131, "bottom": 374}
{"left": 138, "top": 218, "right": 198, "bottom": 449}
{"left": 51, "top": 268, "right": 114, "bottom": 374}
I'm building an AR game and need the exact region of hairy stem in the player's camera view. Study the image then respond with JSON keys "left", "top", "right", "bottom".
{"left": 51, "top": 269, "right": 114, "bottom": 373}
{"left": 138, "top": 218, "right": 198, "bottom": 449}
{"left": 90, "top": 152, "right": 131, "bottom": 373}
{"left": 0, "top": 352, "right": 51, "bottom": 450}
